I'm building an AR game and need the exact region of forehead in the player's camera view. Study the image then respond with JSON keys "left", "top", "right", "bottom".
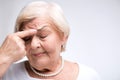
{"left": 24, "top": 18, "right": 54, "bottom": 30}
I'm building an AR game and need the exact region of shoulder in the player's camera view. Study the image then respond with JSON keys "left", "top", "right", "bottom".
{"left": 64, "top": 60, "right": 101, "bottom": 80}
{"left": 77, "top": 63, "right": 101, "bottom": 80}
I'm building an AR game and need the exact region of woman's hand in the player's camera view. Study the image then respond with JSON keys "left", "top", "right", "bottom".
{"left": 0, "top": 29, "right": 37, "bottom": 62}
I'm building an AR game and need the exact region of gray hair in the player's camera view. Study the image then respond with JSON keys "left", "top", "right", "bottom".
{"left": 15, "top": 1, "right": 70, "bottom": 51}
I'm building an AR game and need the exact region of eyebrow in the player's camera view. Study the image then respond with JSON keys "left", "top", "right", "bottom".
{"left": 37, "top": 25, "right": 48, "bottom": 31}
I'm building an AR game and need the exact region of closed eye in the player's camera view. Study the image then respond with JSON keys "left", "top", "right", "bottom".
{"left": 39, "top": 35, "right": 48, "bottom": 39}
{"left": 23, "top": 36, "right": 32, "bottom": 42}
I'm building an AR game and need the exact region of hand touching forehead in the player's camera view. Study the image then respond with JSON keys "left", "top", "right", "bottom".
{"left": 15, "top": 29, "right": 37, "bottom": 39}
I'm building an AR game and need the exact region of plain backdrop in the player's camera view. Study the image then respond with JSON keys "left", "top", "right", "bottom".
{"left": 0, "top": 0, "right": 120, "bottom": 80}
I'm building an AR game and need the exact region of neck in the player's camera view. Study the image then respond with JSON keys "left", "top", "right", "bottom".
{"left": 25, "top": 56, "right": 64, "bottom": 77}
{"left": 49, "top": 56, "right": 62, "bottom": 73}
{"left": 34, "top": 57, "right": 62, "bottom": 73}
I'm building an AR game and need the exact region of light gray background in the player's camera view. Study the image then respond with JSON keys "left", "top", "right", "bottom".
{"left": 0, "top": 0, "right": 120, "bottom": 80}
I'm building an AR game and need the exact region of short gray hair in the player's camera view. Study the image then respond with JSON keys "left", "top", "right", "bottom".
{"left": 15, "top": 1, "right": 70, "bottom": 51}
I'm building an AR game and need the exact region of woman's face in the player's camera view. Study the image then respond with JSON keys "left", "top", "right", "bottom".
{"left": 23, "top": 18, "right": 66, "bottom": 69}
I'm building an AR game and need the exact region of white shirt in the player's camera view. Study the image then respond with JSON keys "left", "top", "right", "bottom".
{"left": 77, "top": 64, "right": 101, "bottom": 80}
{"left": 2, "top": 61, "right": 101, "bottom": 80}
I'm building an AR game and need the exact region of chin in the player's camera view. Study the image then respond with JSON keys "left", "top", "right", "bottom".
{"left": 29, "top": 57, "right": 50, "bottom": 67}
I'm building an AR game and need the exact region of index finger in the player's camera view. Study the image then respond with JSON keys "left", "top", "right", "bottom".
{"left": 15, "top": 29, "right": 37, "bottom": 38}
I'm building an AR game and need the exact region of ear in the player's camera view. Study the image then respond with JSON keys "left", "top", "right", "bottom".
{"left": 61, "top": 35, "right": 68, "bottom": 45}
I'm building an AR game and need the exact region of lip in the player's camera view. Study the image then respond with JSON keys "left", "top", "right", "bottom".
{"left": 32, "top": 52, "right": 45, "bottom": 57}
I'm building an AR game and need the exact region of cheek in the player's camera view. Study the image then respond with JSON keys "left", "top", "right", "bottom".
{"left": 44, "top": 37, "right": 62, "bottom": 52}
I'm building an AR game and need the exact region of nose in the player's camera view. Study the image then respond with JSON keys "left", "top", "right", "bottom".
{"left": 30, "top": 36, "right": 41, "bottom": 49}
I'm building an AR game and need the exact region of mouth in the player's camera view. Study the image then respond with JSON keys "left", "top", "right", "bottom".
{"left": 32, "top": 51, "right": 46, "bottom": 57}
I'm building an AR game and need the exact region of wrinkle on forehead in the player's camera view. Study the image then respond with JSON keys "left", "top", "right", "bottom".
{"left": 37, "top": 24, "right": 48, "bottom": 31}
{"left": 24, "top": 23, "right": 50, "bottom": 31}
{"left": 23, "top": 17, "right": 52, "bottom": 30}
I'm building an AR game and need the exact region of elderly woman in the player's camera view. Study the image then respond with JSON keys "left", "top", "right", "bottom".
{"left": 0, "top": 1, "right": 100, "bottom": 80}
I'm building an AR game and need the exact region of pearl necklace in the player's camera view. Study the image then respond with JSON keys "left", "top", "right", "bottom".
{"left": 30, "top": 58, "right": 64, "bottom": 77}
